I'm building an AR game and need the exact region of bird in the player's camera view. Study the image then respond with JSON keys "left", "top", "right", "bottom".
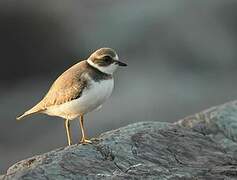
{"left": 17, "top": 47, "right": 127, "bottom": 145}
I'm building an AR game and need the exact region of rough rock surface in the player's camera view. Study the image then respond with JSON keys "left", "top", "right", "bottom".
{"left": 2, "top": 101, "right": 237, "bottom": 179}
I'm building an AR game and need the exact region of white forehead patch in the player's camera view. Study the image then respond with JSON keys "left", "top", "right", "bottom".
{"left": 114, "top": 54, "right": 119, "bottom": 60}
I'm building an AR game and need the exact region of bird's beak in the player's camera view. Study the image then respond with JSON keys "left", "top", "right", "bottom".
{"left": 115, "top": 60, "right": 127, "bottom": 66}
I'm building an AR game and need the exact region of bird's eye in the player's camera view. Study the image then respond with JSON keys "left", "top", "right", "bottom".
{"left": 103, "top": 56, "right": 111, "bottom": 62}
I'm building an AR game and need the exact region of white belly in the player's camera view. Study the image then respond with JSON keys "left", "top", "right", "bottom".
{"left": 45, "top": 79, "right": 114, "bottom": 119}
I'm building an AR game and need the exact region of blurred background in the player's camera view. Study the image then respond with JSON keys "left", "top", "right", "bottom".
{"left": 1, "top": 0, "right": 237, "bottom": 173}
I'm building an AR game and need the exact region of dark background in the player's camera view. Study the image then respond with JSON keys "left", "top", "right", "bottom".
{"left": 1, "top": 0, "right": 237, "bottom": 173}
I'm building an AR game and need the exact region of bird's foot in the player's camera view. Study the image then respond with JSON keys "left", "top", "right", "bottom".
{"left": 80, "top": 138, "right": 92, "bottom": 144}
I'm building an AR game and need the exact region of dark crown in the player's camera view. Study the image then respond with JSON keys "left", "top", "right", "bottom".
{"left": 89, "top": 48, "right": 118, "bottom": 66}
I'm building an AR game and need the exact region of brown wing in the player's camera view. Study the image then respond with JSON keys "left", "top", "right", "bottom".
{"left": 17, "top": 61, "right": 88, "bottom": 120}
{"left": 39, "top": 62, "right": 88, "bottom": 109}
{"left": 41, "top": 76, "right": 86, "bottom": 109}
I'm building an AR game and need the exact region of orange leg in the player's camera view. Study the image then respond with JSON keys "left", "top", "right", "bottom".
{"left": 64, "top": 119, "right": 72, "bottom": 146}
{"left": 79, "top": 115, "right": 91, "bottom": 144}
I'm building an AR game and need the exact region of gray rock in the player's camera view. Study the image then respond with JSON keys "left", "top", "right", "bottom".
{"left": 2, "top": 101, "right": 237, "bottom": 179}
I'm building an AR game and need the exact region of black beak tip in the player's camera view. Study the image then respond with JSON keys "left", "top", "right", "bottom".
{"left": 117, "top": 61, "right": 127, "bottom": 67}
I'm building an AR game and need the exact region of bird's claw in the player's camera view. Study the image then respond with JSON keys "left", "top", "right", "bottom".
{"left": 80, "top": 139, "right": 92, "bottom": 144}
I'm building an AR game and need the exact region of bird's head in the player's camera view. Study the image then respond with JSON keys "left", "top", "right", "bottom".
{"left": 87, "top": 48, "right": 127, "bottom": 74}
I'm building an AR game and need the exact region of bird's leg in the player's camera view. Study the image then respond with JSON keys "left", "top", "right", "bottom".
{"left": 64, "top": 119, "right": 72, "bottom": 146}
{"left": 79, "top": 115, "right": 91, "bottom": 144}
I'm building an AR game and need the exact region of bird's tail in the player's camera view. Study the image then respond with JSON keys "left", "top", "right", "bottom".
{"left": 16, "top": 105, "right": 44, "bottom": 120}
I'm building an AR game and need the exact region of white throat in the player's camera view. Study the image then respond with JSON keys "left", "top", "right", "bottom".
{"left": 87, "top": 59, "right": 118, "bottom": 75}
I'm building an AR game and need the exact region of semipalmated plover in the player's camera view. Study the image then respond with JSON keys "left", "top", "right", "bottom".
{"left": 17, "top": 48, "right": 127, "bottom": 145}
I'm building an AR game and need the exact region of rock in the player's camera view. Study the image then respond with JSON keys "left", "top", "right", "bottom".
{"left": 175, "top": 100, "right": 237, "bottom": 153}
{"left": 2, "top": 101, "right": 237, "bottom": 179}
